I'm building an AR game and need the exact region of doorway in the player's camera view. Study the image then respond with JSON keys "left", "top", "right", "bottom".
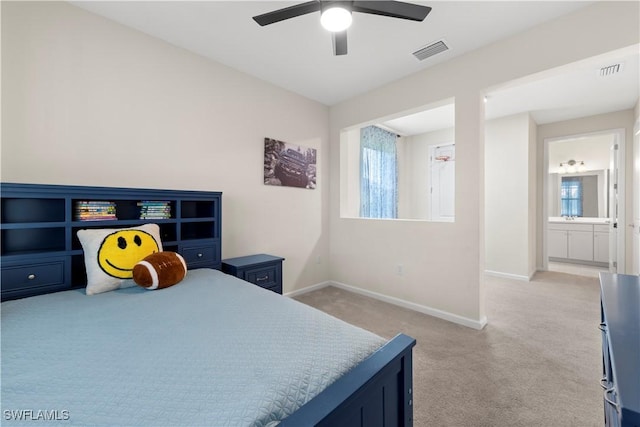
{"left": 543, "top": 128, "right": 626, "bottom": 276}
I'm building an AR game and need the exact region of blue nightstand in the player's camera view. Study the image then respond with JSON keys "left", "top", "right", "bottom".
{"left": 222, "top": 254, "right": 284, "bottom": 294}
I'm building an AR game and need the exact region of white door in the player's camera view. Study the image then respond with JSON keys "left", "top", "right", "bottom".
{"left": 430, "top": 144, "right": 455, "bottom": 222}
{"left": 633, "top": 123, "right": 640, "bottom": 275}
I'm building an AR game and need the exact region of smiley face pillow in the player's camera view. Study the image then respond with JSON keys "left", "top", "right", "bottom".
{"left": 77, "top": 224, "right": 162, "bottom": 295}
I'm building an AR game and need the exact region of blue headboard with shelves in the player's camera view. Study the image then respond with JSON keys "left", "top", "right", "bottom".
{"left": 1, "top": 183, "right": 222, "bottom": 301}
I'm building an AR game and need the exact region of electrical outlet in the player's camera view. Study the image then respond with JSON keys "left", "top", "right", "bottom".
{"left": 396, "top": 264, "right": 403, "bottom": 276}
{"left": 316, "top": 256, "right": 322, "bottom": 265}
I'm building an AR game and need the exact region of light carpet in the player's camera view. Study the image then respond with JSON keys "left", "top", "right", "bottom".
{"left": 294, "top": 271, "right": 602, "bottom": 427}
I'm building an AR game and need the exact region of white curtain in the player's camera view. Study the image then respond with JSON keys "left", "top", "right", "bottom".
{"left": 360, "top": 126, "right": 398, "bottom": 218}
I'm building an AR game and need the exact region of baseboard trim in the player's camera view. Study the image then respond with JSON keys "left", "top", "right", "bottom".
{"left": 485, "top": 270, "right": 532, "bottom": 282}
{"left": 284, "top": 280, "right": 487, "bottom": 330}
{"left": 284, "top": 281, "right": 331, "bottom": 298}
{"left": 329, "top": 280, "right": 487, "bottom": 330}
{"left": 549, "top": 257, "right": 608, "bottom": 268}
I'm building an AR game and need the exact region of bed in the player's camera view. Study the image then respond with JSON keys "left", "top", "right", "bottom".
{"left": 0, "top": 183, "right": 416, "bottom": 426}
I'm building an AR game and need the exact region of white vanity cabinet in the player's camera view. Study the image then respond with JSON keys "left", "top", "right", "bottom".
{"left": 593, "top": 224, "right": 610, "bottom": 263}
{"left": 548, "top": 228, "right": 569, "bottom": 258}
{"left": 567, "top": 228, "right": 594, "bottom": 261}
{"left": 548, "top": 221, "right": 609, "bottom": 265}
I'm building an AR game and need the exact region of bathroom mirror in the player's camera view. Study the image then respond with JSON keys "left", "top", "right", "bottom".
{"left": 548, "top": 170, "right": 609, "bottom": 218}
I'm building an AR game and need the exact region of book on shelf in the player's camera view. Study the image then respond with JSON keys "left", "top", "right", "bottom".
{"left": 74, "top": 201, "right": 117, "bottom": 221}
{"left": 138, "top": 201, "right": 171, "bottom": 220}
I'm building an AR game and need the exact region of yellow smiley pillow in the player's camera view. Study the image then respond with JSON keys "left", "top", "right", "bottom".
{"left": 77, "top": 224, "right": 163, "bottom": 295}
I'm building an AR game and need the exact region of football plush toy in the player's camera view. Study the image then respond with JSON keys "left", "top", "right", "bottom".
{"left": 133, "top": 251, "right": 187, "bottom": 290}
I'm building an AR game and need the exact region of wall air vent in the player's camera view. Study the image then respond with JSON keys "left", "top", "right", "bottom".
{"left": 412, "top": 39, "right": 449, "bottom": 61}
{"left": 598, "top": 63, "right": 624, "bottom": 77}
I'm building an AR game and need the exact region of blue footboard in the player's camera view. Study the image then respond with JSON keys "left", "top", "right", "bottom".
{"left": 279, "top": 333, "right": 417, "bottom": 427}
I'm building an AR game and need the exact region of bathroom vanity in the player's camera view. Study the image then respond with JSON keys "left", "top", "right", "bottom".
{"left": 548, "top": 217, "right": 610, "bottom": 266}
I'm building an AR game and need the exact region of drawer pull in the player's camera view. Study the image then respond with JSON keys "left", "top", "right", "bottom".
{"left": 603, "top": 387, "right": 620, "bottom": 412}
{"left": 197, "top": 253, "right": 203, "bottom": 258}
{"left": 27, "top": 274, "right": 36, "bottom": 280}
{"left": 256, "top": 275, "right": 269, "bottom": 282}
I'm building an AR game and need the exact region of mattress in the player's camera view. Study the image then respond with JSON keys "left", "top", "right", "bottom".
{"left": 1, "top": 268, "right": 385, "bottom": 426}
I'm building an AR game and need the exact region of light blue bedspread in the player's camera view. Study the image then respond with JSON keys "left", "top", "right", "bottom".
{"left": 1, "top": 269, "right": 385, "bottom": 426}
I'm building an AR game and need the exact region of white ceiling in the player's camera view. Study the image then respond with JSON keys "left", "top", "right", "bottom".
{"left": 71, "top": 1, "right": 639, "bottom": 133}
{"left": 379, "top": 45, "right": 639, "bottom": 136}
{"left": 486, "top": 46, "right": 640, "bottom": 125}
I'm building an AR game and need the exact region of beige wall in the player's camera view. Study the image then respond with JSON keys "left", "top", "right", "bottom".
{"left": 1, "top": 1, "right": 331, "bottom": 292}
{"left": 537, "top": 109, "right": 636, "bottom": 271}
{"left": 329, "top": 1, "right": 639, "bottom": 327}
{"left": 485, "top": 113, "right": 536, "bottom": 279}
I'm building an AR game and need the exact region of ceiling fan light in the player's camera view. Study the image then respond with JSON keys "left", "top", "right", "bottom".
{"left": 321, "top": 7, "right": 352, "bottom": 32}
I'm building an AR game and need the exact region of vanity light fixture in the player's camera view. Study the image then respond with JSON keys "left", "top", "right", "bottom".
{"left": 578, "top": 161, "right": 586, "bottom": 172}
{"left": 559, "top": 159, "right": 586, "bottom": 174}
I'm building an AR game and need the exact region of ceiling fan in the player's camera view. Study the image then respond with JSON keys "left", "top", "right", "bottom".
{"left": 252, "top": 1, "right": 432, "bottom": 56}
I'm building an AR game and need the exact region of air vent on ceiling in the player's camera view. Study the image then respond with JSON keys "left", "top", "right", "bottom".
{"left": 412, "top": 39, "right": 449, "bottom": 61}
{"left": 598, "top": 63, "right": 624, "bottom": 77}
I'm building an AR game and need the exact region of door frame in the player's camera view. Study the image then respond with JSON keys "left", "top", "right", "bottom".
{"left": 633, "top": 119, "right": 640, "bottom": 274}
{"left": 542, "top": 128, "right": 626, "bottom": 272}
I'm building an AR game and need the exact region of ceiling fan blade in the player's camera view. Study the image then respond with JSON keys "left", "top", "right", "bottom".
{"left": 332, "top": 31, "right": 348, "bottom": 56}
{"left": 253, "top": 1, "right": 322, "bottom": 26}
{"left": 351, "top": 1, "right": 431, "bottom": 21}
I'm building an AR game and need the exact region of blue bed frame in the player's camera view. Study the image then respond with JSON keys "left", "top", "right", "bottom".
{"left": 281, "top": 333, "right": 416, "bottom": 427}
{"left": 0, "top": 183, "right": 417, "bottom": 427}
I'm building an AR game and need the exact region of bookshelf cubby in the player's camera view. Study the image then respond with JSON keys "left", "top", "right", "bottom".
{"left": 1, "top": 183, "right": 222, "bottom": 300}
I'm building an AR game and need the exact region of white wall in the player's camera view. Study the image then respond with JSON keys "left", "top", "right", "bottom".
{"left": 329, "top": 1, "right": 639, "bottom": 327}
{"left": 340, "top": 128, "right": 361, "bottom": 218}
{"left": 400, "top": 128, "right": 455, "bottom": 220}
{"left": 537, "top": 109, "right": 636, "bottom": 271}
{"left": 1, "top": 1, "right": 331, "bottom": 292}
{"left": 485, "top": 113, "right": 536, "bottom": 280}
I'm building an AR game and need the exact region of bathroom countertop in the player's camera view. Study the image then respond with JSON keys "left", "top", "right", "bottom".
{"left": 548, "top": 217, "right": 610, "bottom": 224}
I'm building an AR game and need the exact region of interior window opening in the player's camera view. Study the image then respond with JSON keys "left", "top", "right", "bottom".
{"left": 340, "top": 98, "right": 455, "bottom": 222}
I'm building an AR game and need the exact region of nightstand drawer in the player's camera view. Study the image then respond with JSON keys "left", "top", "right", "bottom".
{"left": 1, "top": 259, "right": 66, "bottom": 292}
{"left": 245, "top": 266, "right": 277, "bottom": 288}
{"left": 221, "top": 254, "right": 284, "bottom": 294}
{"left": 181, "top": 244, "right": 218, "bottom": 267}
